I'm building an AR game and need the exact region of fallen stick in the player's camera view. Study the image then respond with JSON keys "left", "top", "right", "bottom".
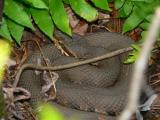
{"left": 13, "top": 46, "right": 132, "bottom": 87}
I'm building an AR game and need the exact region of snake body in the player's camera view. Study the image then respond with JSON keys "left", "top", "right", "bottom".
{"left": 18, "top": 32, "right": 152, "bottom": 119}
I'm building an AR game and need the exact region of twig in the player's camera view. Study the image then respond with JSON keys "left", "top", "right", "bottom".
{"left": 13, "top": 46, "right": 132, "bottom": 87}
{"left": 119, "top": 7, "right": 160, "bottom": 120}
{"left": 150, "top": 79, "right": 160, "bottom": 86}
{"left": 150, "top": 72, "right": 160, "bottom": 78}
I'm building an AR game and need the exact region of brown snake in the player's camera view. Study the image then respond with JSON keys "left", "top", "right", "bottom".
{"left": 18, "top": 32, "right": 156, "bottom": 120}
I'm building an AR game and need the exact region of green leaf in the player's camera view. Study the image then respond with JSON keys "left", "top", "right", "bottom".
{"left": 122, "top": 6, "right": 146, "bottom": 33}
{"left": 124, "top": 44, "right": 140, "bottom": 64}
{"left": 115, "top": 0, "right": 125, "bottom": 9}
{"left": 21, "top": 0, "right": 48, "bottom": 9}
{"left": 30, "top": 8, "right": 54, "bottom": 39}
{"left": 0, "top": 18, "right": 12, "bottom": 41}
{"left": 116, "top": 0, "right": 133, "bottom": 18}
{"left": 140, "top": 31, "right": 148, "bottom": 42}
{"left": 49, "top": 0, "right": 71, "bottom": 36}
{"left": 42, "top": 0, "right": 49, "bottom": 6}
{"left": 6, "top": 18, "right": 24, "bottom": 45}
{"left": 38, "top": 103, "right": 64, "bottom": 120}
{"left": 122, "top": 1, "right": 158, "bottom": 32}
{"left": 139, "top": 22, "right": 149, "bottom": 30}
{"left": 4, "top": 0, "right": 34, "bottom": 30}
{"left": 118, "top": 7, "right": 128, "bottom": 18}
{"left": 123, "top": 1, "right": 133, "bottom": 16}
{"left": 69, "top": 0, "right": 98, "bottom": 22}
{"left": 131, "top": 44, "right": 141, "bottom": 51}
{"left": 91, "top": 0, "right": 111, "bottom": 11}
{"left": 145, "top": 14, "right": 153, "bottom": 22}
{"left": 123, "top": 53, "right": 137, "bottom": 64}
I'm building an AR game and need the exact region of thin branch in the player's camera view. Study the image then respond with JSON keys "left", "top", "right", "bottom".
{"left": 13, "top": 46, "right": 132, "bottom": 87}
{"left": 150, "top": 72, "right": 160, "bottom": 78}
{"left": 150, "top": 79, "right": 160, "bottom": 86}
{"left": 119, "top": 7, "right": 160, "bottom": 120}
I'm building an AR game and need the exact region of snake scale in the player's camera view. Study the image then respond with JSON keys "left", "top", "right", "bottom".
{"left": 18, "top": 32, "right": 154, "bottom": 120}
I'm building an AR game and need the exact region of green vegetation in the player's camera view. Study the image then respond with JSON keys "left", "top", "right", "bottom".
{"left": 115, "top": 0, "right": 160, "bottom": 63}
{"left": 0, "top": 39, "right": 11, "bottom": 80}
{"left": 0, "top": 0, "right": 111, "bottom": 44}
{"left": 0, "top": 39, "right": 11, "bottom": 119}
{"left": 115, "top": 0, "right": 160, "bottom": 39}
{"left": 38, "top": 104, "right": 64, "bottom": 120}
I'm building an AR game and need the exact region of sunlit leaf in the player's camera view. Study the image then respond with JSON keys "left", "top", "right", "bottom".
{"left": 0, "top": 39, "right": 11, "bottom": 81}
{"left": 124, "top": 44, "right": 140, "bottom": 64}
{"left": 20, "top": 0, "right": 48, "bottom": 9}
{"left": 4, "top": 0, "right": 34, "bottom": 30}
{"left": 0, "top": 18, "right": 12, "bottom": 41}
{"left": 124, "top": 52, "right": 137, "bottom": 64}
{"left": 49, "top": 0, "right": 71, "bottom": 35}
{"left": 131, "top": 44, "right": 141, "bottom": 51}
{"left": 91, "top": 0, "right": 111, "bottom": 11}
{"left": 69, "top": 0, "right": 98, "bottom": 22}
{"left": 38, "top": 103, "right": 64, "bottom": 120}
{"left": 30, "top": 8, "right": 54, "bottom": 39}
{"left": 6, "top": 18, "right": 24, "bottom": 45}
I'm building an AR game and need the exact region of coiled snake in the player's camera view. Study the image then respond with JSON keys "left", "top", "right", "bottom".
{"left": 18, "top": 32, "right": 154, "bottom": 120}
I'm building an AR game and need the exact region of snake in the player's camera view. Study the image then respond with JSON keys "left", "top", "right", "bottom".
{"left": 18, "top": 32, "right": 156, "bottom": 120}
